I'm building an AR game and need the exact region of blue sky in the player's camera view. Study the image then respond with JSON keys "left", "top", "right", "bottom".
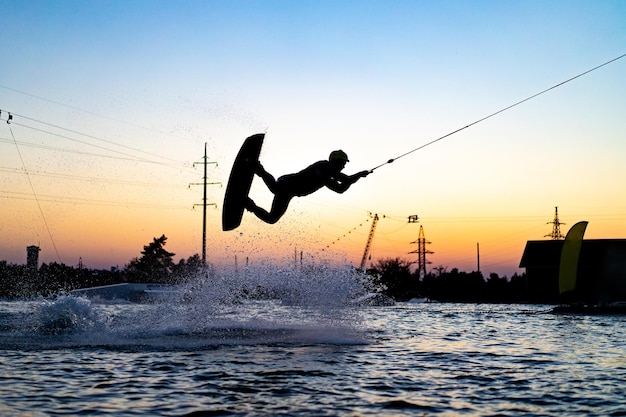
{"left": 1, "top": 1, "right": 625, "bottom": 276}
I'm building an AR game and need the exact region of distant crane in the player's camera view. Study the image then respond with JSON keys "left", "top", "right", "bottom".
{"left": 359, "top": 213, "right": 379, "bottom": 270}
{"left": 545, "top": 206, "right": 565, "bottom": 240}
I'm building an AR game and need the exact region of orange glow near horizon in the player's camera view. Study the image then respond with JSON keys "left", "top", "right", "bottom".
{"left": 4, "top": 193, "right": 626, "bottom": 278}
{"left": 3, "top": 151, "right": 626, "bottom": 277}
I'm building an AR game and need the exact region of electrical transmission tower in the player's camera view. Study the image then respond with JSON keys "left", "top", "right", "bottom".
{"left": 545, "top": 206, "right": 565, "bottom": 240}
{"left": 409, "top": 223, "right": 433, "bottom": 279}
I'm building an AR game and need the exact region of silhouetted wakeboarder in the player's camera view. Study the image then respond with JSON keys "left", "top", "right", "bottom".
{"left": 246, "top": 149, "right": 370, "bottom": 224}
{"left": 221, "top": 134, "right": 370, "bottom": 231}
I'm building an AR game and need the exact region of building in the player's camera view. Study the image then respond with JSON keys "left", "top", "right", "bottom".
{"left": 519, "top": 239, "right": 626, "bottom": 304}
{"left": 26, "top": 245, "right": 40, "bottom": 274}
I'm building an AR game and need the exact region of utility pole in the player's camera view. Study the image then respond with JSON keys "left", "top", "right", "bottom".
{"left": 191, "top": 143, "right": 219, "bottom": 265}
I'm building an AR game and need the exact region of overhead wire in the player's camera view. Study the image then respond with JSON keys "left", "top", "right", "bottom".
{"left": 322, "top": 214, "right": 372, "bottom": 250}
{"left": 307, "top": 195, "right": 413, "bottom": 223}
{"left": 0, "top": 135, "right": 178, "bottom": 165}
{"left": 9, "top": 112, "right": 186, "bottom": 165}
{"left": 0, "top": 110, "right": 207, "bottom": 209}
{"left": 6, "top": 119, "right": 190, "bottom": 168}
{"left": 3, "top": 120, "right": 199, "bottom": 263}
{"left": 0, "top": 166, "right": 184, "bottom": 189}
{"left": 0, "top": 190, "right": 190, "bottom": 210}
{"left": 0, "top": 84, "right": 201, "bottom": 144}
{"left": 369, "top": 52, "right": 626, "bottom": 172}
{"left": 9, "top": 126, "right": 62, "bottom": 263}
{"left": 322, "top": 211, "right": 412, "bottom": 253}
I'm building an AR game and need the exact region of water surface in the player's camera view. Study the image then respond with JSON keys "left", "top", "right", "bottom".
{"left": 1, "top": 269, "right": 624, "bottom": 416}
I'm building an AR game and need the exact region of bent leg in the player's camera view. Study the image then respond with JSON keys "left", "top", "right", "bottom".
{"left": 266, "top": 194, "right": 292, "bottom": 224}
{"left": 245, "top": 194, "right": 292, "bottom": 224}
{"left": 246, "top": 164, "right": 294, "bottom": 224}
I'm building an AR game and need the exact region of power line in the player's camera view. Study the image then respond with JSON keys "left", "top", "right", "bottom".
{"left": 0, "top": 84, "right": 197, "bottom": 143}
{"left": 0, "top": 190, "right": 190, "bottom": 210}
{"left": 10, "top": 112, "right": 184, "bottom": 165}
{"left": 2, "top": 118, "right": 188, "bottom": 169}
{"left": 0, "top": 136, "right": 176, "bottom": 165}
{"left": 9, "top": 127, "right": 62, "bottom": 263}
{"left": 0, "top": 166, "right": 184, "bottom": 189}
{"left": 323, "top": 214, "right": 372, "bottom": 250}
{"left": 370, "top": 52, "right": 626, "bottom": 172}
{"left": 1, "top": 116, "right": 202, "bottom": 210}
{"left": 0, "top": 109, "right": 202, "bottom": 174}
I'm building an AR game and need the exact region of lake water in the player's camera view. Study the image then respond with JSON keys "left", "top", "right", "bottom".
{"left": 1, "top": 266, "right": 625, "bottom": 416}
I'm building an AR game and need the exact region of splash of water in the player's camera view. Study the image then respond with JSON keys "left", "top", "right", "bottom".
{"left": 13, "top": 264, "right": 379, "bottom": 349}
{"left": 33, "top": 295, "right": 109, "bottom": 335}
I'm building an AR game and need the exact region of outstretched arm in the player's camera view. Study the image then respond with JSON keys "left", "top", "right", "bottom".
{"left": 326, "top": 170, "right": 370, "bottom": 193}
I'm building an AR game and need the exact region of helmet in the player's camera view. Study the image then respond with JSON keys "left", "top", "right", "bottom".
{"left": 329, "top": 150, "right": 349, "bottom": 162}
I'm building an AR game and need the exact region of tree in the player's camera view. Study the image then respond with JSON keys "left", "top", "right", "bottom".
{"left": 370, "top": 257, "right": 419, "bottom": 301}
{"left": 0, "top": 261, "right": 30, "bottom": 298}
{"left": 485, "top": 272, "right": 508, "bottom": 302}
{"left": 125, "top": 235, "right": 175, "bottom": 283}
{"left": 422, "top": 268, "right": 486, "bottom": 302}
{"left": 172, "top": 254, "right": 205, "bottom": 282}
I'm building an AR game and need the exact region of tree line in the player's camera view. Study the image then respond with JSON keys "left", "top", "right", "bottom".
{"left": 0, "top": 235, "right": 203, "bottom": 298}
{"left": 0, "top": 235, "right": 528, "bottom": 302}
{"left": 367, "top": 257, "right": 528, "bottom": 303}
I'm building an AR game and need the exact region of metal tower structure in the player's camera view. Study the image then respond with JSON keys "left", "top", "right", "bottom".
{"left": 409, "top": 225, "right": 433, "bottom": 279}
{"left": 191, "top": 143, "right": 219, "bottom": 265}
{"left": 359, "top": 213, "right": 379, "bottom": 270}
{"left": 545, "top": 206, "right": 565, "bottom": 240}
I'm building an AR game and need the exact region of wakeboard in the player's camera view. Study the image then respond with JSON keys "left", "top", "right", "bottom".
{"left": 222, "top": 133, "right": 265, "bottom": 231}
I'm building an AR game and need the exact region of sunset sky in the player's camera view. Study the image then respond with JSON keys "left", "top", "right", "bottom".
{"left": 1, "top": 1, "right": 625, "bottom": 277}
